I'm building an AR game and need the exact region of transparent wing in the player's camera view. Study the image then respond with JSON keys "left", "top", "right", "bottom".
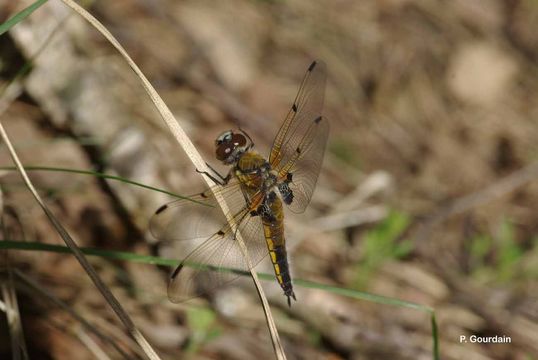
{"left": 149, "top": 178, "right": 247, "bottom": 242}
{"left": 270, "top": 60, "right": 329, "bottom": 213}
{"left": 277, "top": 116, "right": 329, "bottom": 213}
{"left": 167, "top": 207, "right": 267, "bottom": 303}
{"left": 149, "top": 178, "right": 269, "bottom": 303}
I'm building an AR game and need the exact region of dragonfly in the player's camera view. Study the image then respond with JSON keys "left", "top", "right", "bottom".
{"left": 150, "top": 60, "right": 329, "bottom": 306}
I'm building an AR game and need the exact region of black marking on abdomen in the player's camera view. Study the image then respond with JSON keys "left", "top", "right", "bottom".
{"left": 281, "top": 272, "right": 292, "bottom": 287}
{"left": 156, "top": 204, "right": 168, "bottom": 214}
{"left": 272, "top": 245, "right": 294, "bottom": 296}
{"left": 277, "top": 262, "right": 290, "bottom": 279}
{"left": 273, "top": 246, "right": 286, "bottom": 262}
{"left": 314, "top": 116, "right": 322, "bottom": 124}
{"left": 259, "top": 204, "right": 276, "bottom": 222}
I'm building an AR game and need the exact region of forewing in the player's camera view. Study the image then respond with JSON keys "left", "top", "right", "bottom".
{"left": 278, "top": 116, "right": 329, "bottom": 213}
{"left": 149, "top": 178, "right": 246, "bottom": 242}
{"left": 167, "top": 206, "right": 267, "bottom": 303}
{"left": 270, "top": 60, "right": 329, "bottom": 213}
{"left": 270, "top": 60, "right": 326, "bottom": 167}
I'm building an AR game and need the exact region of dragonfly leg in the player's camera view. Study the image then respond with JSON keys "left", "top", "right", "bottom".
{"left": 196, "top": 165, "right": 231, "bottom": 186}
{"left": 196, "top": 169, "right": 224, "bottom": 185}
{"left": 232, "top": 211, "right": 250, "bottom": 241}
{"left": 206, "top": 163, "right": 230, "bottom": 182}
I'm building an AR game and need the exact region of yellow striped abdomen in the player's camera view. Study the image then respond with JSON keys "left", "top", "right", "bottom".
{"left": 235, "top": 151, "right": 296, "bottom": 304}
{"left": 262, "top": 196, "right": 295, "bottom": 303}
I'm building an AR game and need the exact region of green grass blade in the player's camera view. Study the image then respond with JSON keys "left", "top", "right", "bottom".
{"left": 0, "top": 239, "right": 439, "bottom": 359}
{"left": 0, "top": 240, "right": 178, "bottom": 266}
{"left": 0, "top": 241, "right": 426, "bottom": 310}
{"left": 293, "top": 278, "right": 433, "bottom": 313}
{"left": 0, "top": 0, "right": 49, "bottom": 36}
{"left": 0, "top": 165, "right": 210, "bottom": 205}
{"left": 0, "top": 240, "right": 429, "bottom": 311}
{"left": 431, "top": 313, "right": 439, "bottom": 360}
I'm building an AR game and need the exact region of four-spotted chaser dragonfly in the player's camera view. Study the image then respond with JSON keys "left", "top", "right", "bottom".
{"left": 150, "top": 60, "right": 329, "bottom": 306}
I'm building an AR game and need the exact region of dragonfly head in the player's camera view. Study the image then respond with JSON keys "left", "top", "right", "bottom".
{"left": 215, "top": 130, "right": 248, "bottom": 164}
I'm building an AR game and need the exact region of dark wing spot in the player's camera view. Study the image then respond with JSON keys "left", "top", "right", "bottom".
{"left": 200, "top": 192, "right": 208, "bottom": 198}
{"left": 308, "top": 60, "right": 317, "bottom": 71}
{"left": 156, "top": 204, "right": 168, "bottom": 214}
{"left": 296, "top": 147, "right": 301, "bottom": 154}
{"left": 171, "top": 263, "right": 184, "bottom": 279}
{"left": 314, "top": 116, "right": 322, "bottom": 124}
{"left": 217, "top": 230, "right": 225, "bottom": 236}
{"left": 292, "top": 103, "right": 298, "bottom": 112}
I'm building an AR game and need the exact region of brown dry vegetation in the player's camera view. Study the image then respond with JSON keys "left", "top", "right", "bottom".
{"left": 1, "top": 0, "right": 538, "bottom": 359}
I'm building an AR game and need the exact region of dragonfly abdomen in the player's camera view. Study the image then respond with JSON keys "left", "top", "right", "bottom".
{"left": 261, "top": 197, "right": 296, "bottom": 306}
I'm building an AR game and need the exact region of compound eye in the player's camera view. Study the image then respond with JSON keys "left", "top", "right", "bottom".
{"left": 231, "top": 134, "right": 247, "bottom": 147}
{"left": 216, "top": 144, "right": 233, "bottom": 161}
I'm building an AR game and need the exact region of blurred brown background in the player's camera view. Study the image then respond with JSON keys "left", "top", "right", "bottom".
{"left": 1, "top": 0, "right": 538, "bottom": 359}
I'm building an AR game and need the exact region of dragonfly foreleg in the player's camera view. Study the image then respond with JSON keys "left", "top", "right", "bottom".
{"left": 196, "top": 164, "right": 231, "bottom": 186}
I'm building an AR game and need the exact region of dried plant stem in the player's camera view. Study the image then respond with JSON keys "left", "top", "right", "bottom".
{"left": 0, "top": 259, "right": 29, "bottom": 360}
{"left": 14, "top": 270, "right": 133, "bottom": 359}
{"left": 58, "top": 0, "right": 286, "bottom": 358}
{"left": 1, "top": 197, "right": 29, "bottom": 360}
{"left": 0, "top": 121, "right": 160, "bottom": 360}
{"left": 75, "top": 328, "right": 112, "bottom": 360}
